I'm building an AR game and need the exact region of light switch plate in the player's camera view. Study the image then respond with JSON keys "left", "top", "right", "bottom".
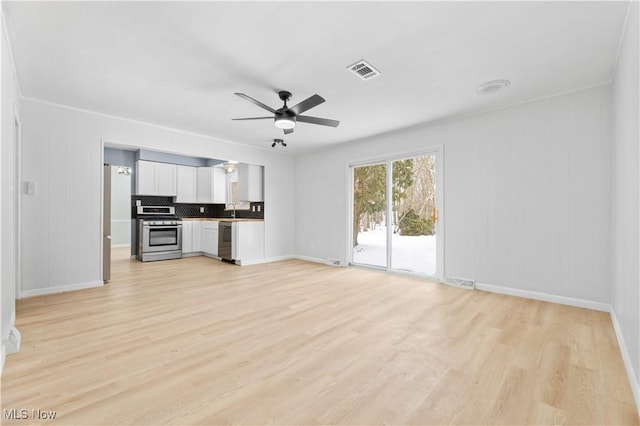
{"left": 25, "top": 181, "right": 36, "bottom": 195}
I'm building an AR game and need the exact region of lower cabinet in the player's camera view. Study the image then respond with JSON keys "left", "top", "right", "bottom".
{"left": 182, "top": 221, "right": 206, "bottom": 255}
{"left": 182, "top": 221, "right": 193, "bottom": 253}
{"left": 181, "top": 220, "right": 262, "bottom": 264}
{"left": 202, "top": 221, "right": 219, "bottom": 257}
{"left": 232, "top": 221, "right": 265, "bottom": 265}
{"left": 182, "top": 221, "right": 203, "bottom": 255}
{"left": 192, "top": 222, "right": 202, "bottom": 252}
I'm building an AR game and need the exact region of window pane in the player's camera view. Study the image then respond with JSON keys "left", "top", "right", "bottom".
{"left": 390, "top": 155, "right": 436, "bottom": 275}
{"left": 352, "top": 163, "right": 387, "bottom": 268}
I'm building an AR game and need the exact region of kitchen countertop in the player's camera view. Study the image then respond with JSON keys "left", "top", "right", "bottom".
{"left": 180, "top": 217, "right": 264, "bottom": 222}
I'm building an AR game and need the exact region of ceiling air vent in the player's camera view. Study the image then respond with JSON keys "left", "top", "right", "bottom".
{"left": 348, "top": 59, "right": 380, "bottom": 81}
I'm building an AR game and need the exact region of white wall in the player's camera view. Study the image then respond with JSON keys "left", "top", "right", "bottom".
{"left": 611, "top": 1, "right": 640, "bottom": 408}
{"left": 296, "top": 85, "right": 612, "bottom": 305}
{"left": 19, "top": 98, "right": 296, "bottom": 296}
{"left": 1, "top": 12, "right": 21, "bottom": 370}
{"left": 110, "top": 166, "right": 131, "bottom": 247}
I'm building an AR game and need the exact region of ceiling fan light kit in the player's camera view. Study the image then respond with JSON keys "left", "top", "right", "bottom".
{"left": 233, "top": 90, "right": 340, "bottom": 135}
{"left": 274, "top": 117, "right": 296, "bottom": 129}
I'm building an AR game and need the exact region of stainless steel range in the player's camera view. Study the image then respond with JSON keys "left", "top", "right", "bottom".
{"left": 136, "top": 206, "right": 182, "bottom": 262}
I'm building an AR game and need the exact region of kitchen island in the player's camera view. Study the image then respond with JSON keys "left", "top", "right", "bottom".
{"left": 179, "top": 218, "right": 265, "bottom": 265}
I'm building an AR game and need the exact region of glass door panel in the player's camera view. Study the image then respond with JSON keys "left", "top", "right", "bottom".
{"left": 352, "top": 163, "right": 387, "bottom": 268}
{"left": 390, "top": 155, "right": 437, "bottom": 275}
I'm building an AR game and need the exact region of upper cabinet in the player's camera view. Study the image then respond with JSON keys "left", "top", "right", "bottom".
{"left": 197, "top": 167, "right": 226, "bottom": 204}
{"left": 136, "top": 160, "right": 177, "bottom": 196}
{"left": 175, "top": 165, "right": 197, "bottom": 203}
{"left": 237, "top": 163, "right": 264, "bottom": 202}
{"left": 139, "top": 161, "right": 226, "bottom": 203}
{"left": 136, "top": 158, "right": 259, "bottom": 205}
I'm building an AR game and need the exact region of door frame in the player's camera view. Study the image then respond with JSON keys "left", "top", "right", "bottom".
{"left": 13, "top": 108, "right": 22, "bottom": 299}
{"left": 346, "top": 145, "right": 444, "bottom": 281}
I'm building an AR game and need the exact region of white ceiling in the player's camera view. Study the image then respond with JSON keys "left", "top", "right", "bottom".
{"left": 3, "top": 1, "right": 630, "bottom": 154}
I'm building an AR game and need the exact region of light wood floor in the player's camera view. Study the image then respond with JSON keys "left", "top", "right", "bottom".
{"left": 2, "top": 247, "right": 638, "bottom": 425}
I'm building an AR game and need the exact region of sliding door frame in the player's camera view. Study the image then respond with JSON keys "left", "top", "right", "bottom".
{"left": 347, "top": 146, "right": 444, "bottom": 281}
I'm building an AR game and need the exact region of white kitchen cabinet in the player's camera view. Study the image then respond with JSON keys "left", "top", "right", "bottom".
{"left": 232, "top": 221, "right": 264, "bottom": 265}
{"left": 212, "top": 167, "right": 226, "bottom": 204}
{"left": 175, "top": 165, "right": 197, "bottom": 203}
{"left": 182, "top": 221, "right": 203, "bottom": 255}
{"left": 136, "top": 160, "right": 156, "bottom": 195}
{"left": 197, "top": 167, "right": 226, "bottom": 204}
{"left": 191, "top": 221, "right": 202, "bottom": 252}
{"left": 156, "top": 162, "right": 177, "bottom": 195}
{"left": 181, "top": 221, "right": 193, "bottom": 253}
{"left": 202, "top": 221, "right": 219, "bottom": 256}
{"left": 136, "top": 160, "right": 177, "bottom": 196}
{"left": 237, "top": 163, "right": 264, "bottom": 202}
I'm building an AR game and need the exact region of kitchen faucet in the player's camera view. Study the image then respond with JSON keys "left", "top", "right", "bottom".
{"left": 229, "top": 204, "right": 236, "bottom": 218}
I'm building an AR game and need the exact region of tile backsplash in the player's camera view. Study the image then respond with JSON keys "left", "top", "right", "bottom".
{"left": 131, "top": 196, "right": 264, "bottom": 219}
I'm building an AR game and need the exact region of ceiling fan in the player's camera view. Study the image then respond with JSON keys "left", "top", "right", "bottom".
{"left": 232, "top": 90, "right": 340, "bottom": 135}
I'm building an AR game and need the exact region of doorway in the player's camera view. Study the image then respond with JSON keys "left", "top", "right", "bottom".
{"left": 351, "top": 149, "right": 443, "bottom": 279}
{"left": 103, "top": 163, "right": 132, "bottom": 282}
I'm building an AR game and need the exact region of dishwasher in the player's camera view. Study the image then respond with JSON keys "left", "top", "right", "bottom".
{"left": 218, "top": 221, "right": 233, "bottom": 262}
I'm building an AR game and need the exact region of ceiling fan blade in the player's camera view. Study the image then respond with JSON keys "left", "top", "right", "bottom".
{"left": 234, "top": 93, "right": 276, "bottom": 113}
{"left": 296, "top": 115, "right": 340, "bottom": 128}
{"left": 284, "top": 128, "right": 294, "bottom": 135}
{"left": 232, "top": 117, "right": 273, "bottom": 121}
{"left": 289, "top": 94, "right": 325, "bottom": 115}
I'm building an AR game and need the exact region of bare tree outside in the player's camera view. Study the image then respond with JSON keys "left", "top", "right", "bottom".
{"left": 353, "top": 154, "right": 437, "bottom": 274}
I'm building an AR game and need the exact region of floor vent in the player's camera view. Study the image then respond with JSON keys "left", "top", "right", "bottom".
{"left": 4, "top": 326, "right": 21, "bottom": 354}
{"left": 444, "top": 276, "right": 475, "bottom": 290}
{"left": 347, "top": 59, "right": 381, "bottom": 81}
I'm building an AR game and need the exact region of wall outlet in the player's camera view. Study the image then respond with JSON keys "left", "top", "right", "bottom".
{"left": 200, "top": 207, "right": 205, "bottom": 213}
{"left": 136, "top": 199, "right": 141, "bottom": 206}
{"left": 257, "top": 205, "right": 261, "bottom": 212}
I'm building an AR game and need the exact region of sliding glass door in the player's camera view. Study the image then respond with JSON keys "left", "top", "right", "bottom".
{"left": 351, "top": 150, "right": 441, "bottom": 278}
{"left": 352, "top": 163, "right": 387, "bottom": 268}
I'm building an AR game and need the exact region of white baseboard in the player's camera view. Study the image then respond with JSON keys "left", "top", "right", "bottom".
{"left": 293, "top": 255, "right": 346, "bottom": 266}
{"left": 610, "top": 308, "right": 640, "bottom": 415}
{"left": 475, "top": 282, "right": 610, "bottom": 312}
{"left": 239, "top": 255, "right": 334, "bottom": 266}
{"left": 20, "top": 280, "right": 104, "bottom": 299}
{"left": 236, "top": 255, "right": 324, "bottom": 266}
{"left": 263, "top": 255, "right": 296, "bottom": 263}
{"left": 236, "top": 257, "right": 298, "bottom": 266}
{"left": 292, "top": 254, "right": 326, "bottom": 264}
{"left": 236, "top": 258, "right": 265, "bottom": 266}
